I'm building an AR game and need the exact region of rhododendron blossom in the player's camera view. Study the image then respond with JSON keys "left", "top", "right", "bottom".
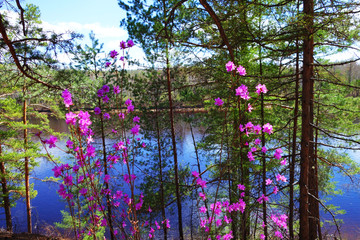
{"left": 236, "top": 65, "right": 246, "bottom": 76}
{"left": 265, "top": 179, "right": 272, "bottom": 185}
{"left": 192, "top": 171, "right": 199, "bottom": 178}
{"left": 45, "top": 135, "right": 57, "bottom": 148}
{"left": 133, "top": 116, "right": 140, "bottom": 123}
{"left": 276, "top": 174, "right": 287, "bottom": 183}
{"left": 127, "top": 39, "right": 135, "bottom": 48}
{"left": 65, "top": 112, "right": 77, "bottom": 125}
{"left": 61, "top": 89, "right": 73, "bottom": 107}
{"left": 235, "top": 84, "right": 250, "bottom": 100}
{"left": 225, "top": 61, "right": 236, "bottom": 72}
{"left": 94, "top": 107, "right": 101, "bottom": 115}
{"left": 263, "top": 123, "right": 273, "bottom": 134}
{"left": 256, "top": 84, "right": 268, "bottom": 95}
{"left": 110, "top": 50, "right": 118, "bottom": 58}
{"left": 214, "top": 97, "right": 224, "bottom": 106}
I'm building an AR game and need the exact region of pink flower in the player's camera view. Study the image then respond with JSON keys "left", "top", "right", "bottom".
{"left": 162, "top": 219, "right": 170, "bottom": 228}
{"left": 265, "top": 179, "right": 272, "bottom": 185}
{"left": 199, "top": 192, "right": 206, "bottom": 200}
{"left": 101, "top": 218, "right": 107, "bottom": 227}
{"left": 223, "top": 231, "right": 234, "bottom": 240}
{"left": 65, "top": 112, "right": 77, "bottom": 125}
{"left": 64, "top": 174, "right": 73, "bottom": 186}
{"left": 103, "top": 113, "right": 111, "bottom": 120}
{"left": 274, "top": 230, "right": 283, "bottom": 239}
{"left": 235, "top": 84, "right": 250, "bottom": 100}
{"left": 113, "top": 86, "right": 120, "bottom": 94}
{"left": 247, "top": 103, "right": 253, "bottom": 112}
{"left": 155, "top": 220, "right": 160, "bottom": 230}
{"left": 133, "top": 116, "right": 140, "bottom": 123}
{"left": 110, "top": 50, "right": 118, "bottom": 58}
{"left": 66, "top": 140, "right": 74, "bottom": 149}
{"left": 257, "top": 194, "right": 269, "bottom": 204}
{"left": 224, "top": 215, "right": 232, "bottom": 224}
{"left": 237, "top": 184, "right": 245, "bottom": 191}
{"left": 199, "top": 206, "right": 207, "bottom": 213}
{"left": 61, "top": 89, "right": 73, "bottom": 107}
{"left": 102, "top": 95, "right": 109, "bottom": 103}
{"left": 45, "top": 135, "right": 57, "bottom": 148}
{"left": 79, "top": 188, "right": 87, "bottom": 196}
{"left": 97, "top": 89, "right": 104, "bottom": 97}
{"left": 263, "top": 123, "right": 273, "bottom": 134}
{"left": 273, "top": 186, "right": 279, "bottom": 194}
{"left": 102, "top": 85, "right": 110, "bottom": 93}
{"left": 78, "top": 111, "right": 92, "bottom": 135}
{"left": 118, "top": 112, "right": 125, "bottom": 119}
{"left": 274, "top": 148, "right": 283, "bottom": 160}
{"left": 105, "top": 62, "right": 111, "bottom": 67}
{"left": 131, "top": 124, "right": 140, "bottom": 135}
{"left": 276, "top": 174, "right": 287, "bottom": 183}
{"left": 236, "top": 65, "right": 246, "bottom": 76}
{"left": 125, "top": 99, "right": 132, "bottom": 106}
{"left": 104, "top": 174, "right": 110, "bottom": 183}
{"left": 261, "top": 146, "right": 267, "bottom": 153}
{"left": 214, "top": 97, "right": 224, "bottom": 106}
{"left": 94, "top": 107, "right": 101, "bottom": 115}
{"left": 247, "top": 151, "right": 255, "bottom": 161}
{"left": 127, "top": 39, "right": 134, "bottom": 47}
{"left": 113, "top": 141, "right": 125, "bottom": 150}
{"left": 192, "top": 171, "right": 199, "bottom": 178}
{"left": 253, "top": 125, "right": 262, "bottom": 134}
{"left": 225, "top": 61, "right": 236, "bottom": 72}
{"left": 120, "top": 40, "right": 127, "bottom": 49}
{"left": 216, "top": 219, "right": 222, "bottom": 227}
{"left": 280, "top": 159, "right": 287, "bottom": 165}
{"left": 196, "top": 178, "right": 207, "bottom": 188}
{"left": 256, "top": 84, "right": 268, "bottom": 95}
{"left": 127, "top": 105, "right": 135, "bottom": 113}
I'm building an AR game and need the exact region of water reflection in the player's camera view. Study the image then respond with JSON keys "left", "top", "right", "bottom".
{"left": 2, "top": 117, "right": 360, "bottom": 239}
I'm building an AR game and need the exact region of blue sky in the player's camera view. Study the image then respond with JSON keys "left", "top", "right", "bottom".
{"left": 24, "top": 0, "right": 145, "bottom": 65}
{"left": 1, "top": 0, "right": 358, "bottom": 64}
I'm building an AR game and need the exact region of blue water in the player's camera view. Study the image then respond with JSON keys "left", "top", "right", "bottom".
{"left": 2, "top": 119, "right": 360, "bottom": 238}
{"left": 322, "top": 150, "right": 360, "bottom": 237}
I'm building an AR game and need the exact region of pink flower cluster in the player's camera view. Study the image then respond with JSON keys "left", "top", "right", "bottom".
{"left": 193, "top": 171, "right": 245, "bottom": 239}
{"left": 239, "top": 122, "right": 273, "bottom": 137}
{"left": 106, "top": 40, "right": 134, "bottom": 67}
{"left": 225, "top": 61, "right": 246, "bottom": 76}
{"left": 61, "top": 89, "right": 73, "bottom": 108}
{"left": 120, "top": 40, "right": 135, "bottom": 49}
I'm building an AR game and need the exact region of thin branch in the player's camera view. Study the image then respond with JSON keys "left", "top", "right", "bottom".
{"left": 199, "top": 0, "right": 234, "bottom": 62}
{"left": 0, "top": 13, "right": 62, "bottom": 90}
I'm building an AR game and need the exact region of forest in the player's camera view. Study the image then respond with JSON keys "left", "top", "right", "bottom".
{"left": 0, "top": 0, "right": 360, "bottom": 239}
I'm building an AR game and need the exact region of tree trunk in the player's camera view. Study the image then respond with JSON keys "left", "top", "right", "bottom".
{"left": 165, "top": 44, "right": 183, "bottom": 240}
{"left": 23, "top": 83, "right": 32, "bottom": 234}
{"left": 289, "top": 32, "right": 300, "bottom": 240}
{"left": 155, "top": 106, "right": 167, "bottom": 240}
{"left": 0, "top": 143, "right": 12, "bottom": 232}
{"left": 300, "top": 0, "right": 315, "bottom": 238}
{"left": 259, "top": 44, "right": 268, "bottom": 240}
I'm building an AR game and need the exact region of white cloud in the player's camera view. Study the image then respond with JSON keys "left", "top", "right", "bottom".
{"left": 41, "top": 21, "right": 127, "bottom": 39}
{"left": 1, "top": 9, "right": 146, "bottom": 68}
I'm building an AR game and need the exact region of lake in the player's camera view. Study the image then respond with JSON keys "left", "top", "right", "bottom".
{"left": 2, "top": 117, "right": 359, "bottom": 239}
